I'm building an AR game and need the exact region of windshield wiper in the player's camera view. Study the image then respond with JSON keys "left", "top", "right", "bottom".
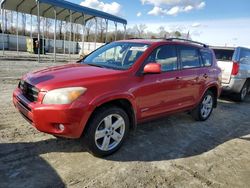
{"left": 85, "top": 63, "right": 126, "bottom": 70}
{"left": 85, "top": 63, "right": 106, "bottom": 68}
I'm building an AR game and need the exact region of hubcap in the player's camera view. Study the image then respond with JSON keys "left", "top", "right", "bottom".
{"left": 95, "top": 114, "right": 125, "bottom": 151}
{"left": 201, "top": 95, "right": 213, "bottom": 119}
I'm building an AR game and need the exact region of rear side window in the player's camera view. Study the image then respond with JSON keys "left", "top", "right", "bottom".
{"left": 200, "top": 49, "right": 213, "bottom": 67}
{"left": 180, "top": 46, "right": 200, "bottom": 69}
{"left": 240, "top": 48, "right": 250, "bottom": 64}
{"left": 213, "top": 49, "right": 234, "bottom": 61}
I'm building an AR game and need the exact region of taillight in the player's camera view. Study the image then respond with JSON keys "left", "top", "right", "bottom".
{"left": 231, "top": 62, "right": 239, "bottom": 75}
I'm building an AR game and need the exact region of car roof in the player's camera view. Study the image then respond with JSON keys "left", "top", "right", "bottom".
{"left": 119, "top": 39, "right": 166, "bottom": 45}
{"left": 118, "top": 38, "right": 208, "bottom": 49}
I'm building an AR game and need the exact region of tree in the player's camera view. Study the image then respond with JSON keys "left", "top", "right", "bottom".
{"left": 45, "top": 18, "right": 53, "bottom": 38}
{"left": 174, "top": 31, "right": 181, "bottom": 38}
{"left": 85, "top": 19, "right": 94, "bottom": 42}
{"left": 97, "top": 18, "right": 106, "bottom": 43}
{"left": 21, "top": 13, "right": 26, "bottom": 35}
{"left": 158, "top": 26, "right": 166, "bottom": 38}
{"left": 58, "top": 20, "right": 63, "bottom": 40}
{"left": 133, "top": 24, "right": 147, "bottom": 37}
{"left": 4, "top": 10, "right": 8, "bottom": 33}
{"left": 6, "top": 10, "right": 13, "bottom": 34}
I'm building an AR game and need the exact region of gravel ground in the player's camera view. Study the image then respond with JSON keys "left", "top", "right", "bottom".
{"left": 0, "top": 54, "right": 250, "bottom": 188}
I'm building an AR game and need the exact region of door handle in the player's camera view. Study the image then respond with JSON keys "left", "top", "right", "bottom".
{"left": 176, "top": 76, "right": 182, "bottom": 80}
{"left": 203, "top": 74, "right": 208, "bottom": 79}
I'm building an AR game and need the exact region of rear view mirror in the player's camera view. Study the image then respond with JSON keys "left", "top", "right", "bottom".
{"left": 143, "top": 63, "right": 161, "bottom": 74}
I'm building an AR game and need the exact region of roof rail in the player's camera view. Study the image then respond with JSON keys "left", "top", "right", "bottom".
{"left": 128, "top": 37, "right": 164, "bottom": 40}
{"left": 166, "top": 38, "right": 209, "bottom": 48}
{"left": 128, "top": 37, "right": 145, "bottom": 40}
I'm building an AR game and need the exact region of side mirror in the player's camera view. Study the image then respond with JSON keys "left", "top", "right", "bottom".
{"left": 143, "top": 63, "right": 161, "bottom": 74}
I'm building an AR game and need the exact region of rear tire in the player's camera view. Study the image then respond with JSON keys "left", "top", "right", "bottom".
{"left": 191, "top": 90, "right": 214, "bottom": 121}
{"left": 84, "top": 106, "right": 129, "bottom": 157}
{"left": 235, "top": 82, "right": 248, "bottom": 102}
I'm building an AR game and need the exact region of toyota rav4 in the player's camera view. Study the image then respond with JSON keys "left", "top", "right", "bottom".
{"left": 13, "top": 38, "right": 221, "bottom": 156}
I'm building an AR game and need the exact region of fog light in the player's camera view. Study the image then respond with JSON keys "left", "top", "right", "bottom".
{"left": 58, "top": 124, "right": 65, "bottom": 131}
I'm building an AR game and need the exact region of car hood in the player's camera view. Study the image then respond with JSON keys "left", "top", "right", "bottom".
{"left": 24, "top": 63, "right": 123, "bottom": 91}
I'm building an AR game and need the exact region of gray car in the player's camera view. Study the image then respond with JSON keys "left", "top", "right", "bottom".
{"left": 212, "top": 46, "right": 250, "bottom": 101}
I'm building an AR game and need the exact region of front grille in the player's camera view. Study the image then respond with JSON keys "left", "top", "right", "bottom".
{"left": 19, "top": 80, "right": 39, "bottom": 102}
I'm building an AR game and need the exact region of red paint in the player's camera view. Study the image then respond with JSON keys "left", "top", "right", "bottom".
{"left": 13, "top": 40, "right": 221, "bottom": 138}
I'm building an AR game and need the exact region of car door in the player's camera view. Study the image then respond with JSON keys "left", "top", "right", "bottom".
{"left": 134, "top": 44, "right": 184, "bottom": 119}
{"left": 177, "top": 45, "right": 202, "bottom": 107}
{"left": 198, "top": 48, "right": 214, "bottom": 96}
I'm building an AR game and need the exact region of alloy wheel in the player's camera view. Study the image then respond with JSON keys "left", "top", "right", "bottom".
{"left": 201, "top": 95, "right": 213, "bottom": 119}
{"left": 94, "top": 114, "right": 125, "bottom": 151}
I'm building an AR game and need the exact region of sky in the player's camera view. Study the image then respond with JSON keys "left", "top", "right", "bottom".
{"left": 73, "top": 0, "right": 250, "bottom": 47}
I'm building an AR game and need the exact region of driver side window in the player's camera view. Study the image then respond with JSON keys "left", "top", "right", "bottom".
{"left": 93, "top": 46, "right": 122, "bottom": 63}
{"left": 145, "top": 45, "right": 178, "bottom": 72}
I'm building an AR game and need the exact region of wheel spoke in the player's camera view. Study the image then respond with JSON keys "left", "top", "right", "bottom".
{"left": 201, "top": 107, "right": 206, "bottom": 115}
{"left": 111, "top": 131, "right": 122, "bottom": 142}
{"left": 104, "top": 116, "right": 112, "bottom": 128}
{"left": 207, "top": 103, "right": 213, "bottom": 109}
{"left": 112, "top": 117, "right": 124, "bottom": 130}
{"left": 101, "top": 136, "right": 111, "bottom": 151}
{"left": 95, "top": 129, "right": 106, "bottom": 140}
{"left": 95, "top": 113, "right": 126, "bottom": 152}
{"left": 205, "top": 96, "right": 211, "bottom": 104}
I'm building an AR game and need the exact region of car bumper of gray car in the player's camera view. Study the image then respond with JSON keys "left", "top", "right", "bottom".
{"left": 222, "top": 77, "right": 246, "bottom": 93}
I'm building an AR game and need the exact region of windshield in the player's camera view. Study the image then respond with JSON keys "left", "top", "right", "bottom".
{"left": 81, "top": 42, "right": 149, "bottom": 70}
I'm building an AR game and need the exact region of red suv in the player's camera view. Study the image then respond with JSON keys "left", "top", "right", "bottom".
{"left": 13, "top": 38, "right": 221, "bottom": 156}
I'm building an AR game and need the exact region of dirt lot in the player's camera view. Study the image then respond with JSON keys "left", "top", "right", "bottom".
{"left": 1, "top": 55, "right": 250, "bottom": 188}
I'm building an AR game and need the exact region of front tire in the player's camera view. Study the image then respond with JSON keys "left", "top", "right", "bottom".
{"left": 84, "top": 106, "right": 129, "bottom": 157}
{"left": 191, "top": 90, "right": 214, "bottom": 121}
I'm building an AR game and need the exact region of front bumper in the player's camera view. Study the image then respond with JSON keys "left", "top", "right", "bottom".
{"left": 13, "top": 88, "right": 92, "bottom": 138}
{"left": 222, "top": 77, "right": 246, "bottom": 93}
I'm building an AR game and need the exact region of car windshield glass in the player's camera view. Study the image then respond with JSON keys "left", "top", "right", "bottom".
{"left": 81, "top": 42, "right": 149, "bottom": 70}
{"left": 213, "top": 49, "right": 234, "bottom": 61}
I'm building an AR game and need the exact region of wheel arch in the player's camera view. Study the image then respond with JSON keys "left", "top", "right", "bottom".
{"left": 207, "top": 86, "right": 219, "bottom": 108}
{"left": 246, "top": 78, "right": 250, "bottom": 92}
{"left": 82, "top": 96, "right": 137, "bottom": 137}
{"left": 199, "top": 85, "right": 219, "bottom": 108}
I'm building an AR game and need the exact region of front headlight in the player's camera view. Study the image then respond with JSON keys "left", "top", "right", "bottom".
{"left": 42, "top": 87, "right": 87, "bottom": 104}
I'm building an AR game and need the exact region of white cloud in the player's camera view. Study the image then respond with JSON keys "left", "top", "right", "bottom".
{"left": 192, "top": 22, "right": 202, "bottom": 27}
{"left": 197, "top": 2, "right": 206, "bottom": 9}
{"left": 184, "top": 5, "right": 193, "bottom": 12}
{"left": 141, "top": 0, "right": 205, "bottom": 7}
{"left": 148, "top": 7, "right": 167, "bottom": 16}
{"left": 167, "top": 6, "right": 180, "bottom": 16}
{"left": 128, "top": 18, "right": 250, "bottom": 47}
{"left": 142, "top": 0, "right": 206, "bottom": 16}
{"left": 80, "top": 0, "right": 121, "bottom": 16}
{"left": 142, "top": 0, "right": 182, "bottom": 6}
{"left": 137, "top": 12, "right": 142, "bottom": 17}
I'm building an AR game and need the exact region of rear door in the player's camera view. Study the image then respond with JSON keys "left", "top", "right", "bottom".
{"left": 213, "top": 48, "right": 235, "bottom": 83}
{"left": 199, "top": 48, "right": 214, "bottom": 95}
{"left": 177, "top": 45, "right": 202, "bottom": 106}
